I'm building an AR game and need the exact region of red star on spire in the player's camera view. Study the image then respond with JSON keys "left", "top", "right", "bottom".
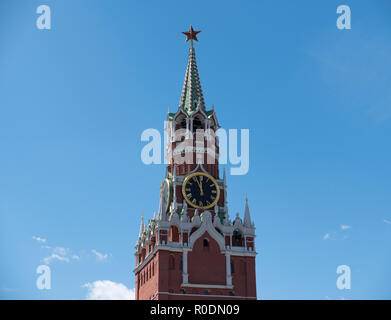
{"left": 182, "top": 25, "right": 201, "bottom": 43}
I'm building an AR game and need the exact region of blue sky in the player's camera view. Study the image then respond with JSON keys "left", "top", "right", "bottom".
{"left": 1, "top": 0, "right": 390, "bottom": 299}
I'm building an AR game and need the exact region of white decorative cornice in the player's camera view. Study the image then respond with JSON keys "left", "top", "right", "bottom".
{"left": 169, "top": 211, "right": 180, "bottom": 226}
{"left": 181, "top": 283, "right": 233, "bottom": 289}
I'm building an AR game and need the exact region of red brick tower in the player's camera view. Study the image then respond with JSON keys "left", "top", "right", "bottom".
{"left": 134, "top": 26, "right": 257, "bottom": 300}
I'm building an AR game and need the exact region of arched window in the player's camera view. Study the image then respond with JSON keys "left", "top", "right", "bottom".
{"left": 193, "top": 116, "right": 203, "bottom": 131}
{"left": 203, "top": 238, "right": 209, "bottom": 250}
{"left": 232, "top": 229, "right": 243, "bottom": 247}
{"left": 178, "top": 117, "right": 187, "bottom": 129}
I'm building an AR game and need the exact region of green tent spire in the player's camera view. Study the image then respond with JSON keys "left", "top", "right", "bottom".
{"left": 179, "top": 40, "right": 206, "bottom": 113}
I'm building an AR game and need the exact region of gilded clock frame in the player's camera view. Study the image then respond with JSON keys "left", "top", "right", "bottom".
{"left": 182, "top": 172, "right": 221, "bottom": 210}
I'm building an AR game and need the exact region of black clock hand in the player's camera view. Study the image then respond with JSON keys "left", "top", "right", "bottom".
{"left": 194, "top": 177, "right": 204, "bottom": 196}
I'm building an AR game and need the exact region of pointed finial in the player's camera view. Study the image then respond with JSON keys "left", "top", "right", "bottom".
{"left": 182, "top": 25, "right": 201, "bottom": 46}
{"left": 139, "top": 214, "right": 145, "bottom": 237}
{"left": 243, "top": 196, "right": 252, "bottom": 228}
{"left": 168, "top": 105, "right": 170, "bottom": 113}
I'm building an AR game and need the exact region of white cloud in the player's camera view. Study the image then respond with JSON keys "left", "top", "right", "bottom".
{"left": 83, "top": 281, "right": 134, "bottom": 300}
{"left": 42, "top": 253, "right": 70, "bottom": 264}
{"left": 323, "top": 224, "right": 352, "bottom": 240}
{"left": 52, "top": 247, "right": 69, "bottom": 256}
{"left": 35, "top": 236, "right": 114, "bottom": 264}
{"left": 384, "top": 219, "right": 391, "bottom": 225}
{"left": 32, "top": 236, "right": 47, "bottom": 243}
{"left": 40, "top": 245, "right": 72, "bottom": 264}
{"left": 92, "top": 249, "right": 109, "bottom": 262}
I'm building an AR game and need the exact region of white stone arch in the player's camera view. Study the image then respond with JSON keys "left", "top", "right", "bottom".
{"left": 185, "top": 164, "right": 212, "bottom": 176}
{"left": 191, "top": 111, "right": 207, "bottom": 132}
{"left": 189, "top": 211, "right": 225, "bottom": 251}
{"left": 191, "top": 107, "right": 207, "bottom": 119}
{"left": 173, "top": 108, "right": 188, "bottom": 122}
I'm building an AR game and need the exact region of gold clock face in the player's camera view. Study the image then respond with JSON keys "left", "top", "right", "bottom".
{"left": 182, "top": 172, "right": 220, "bottom": 209}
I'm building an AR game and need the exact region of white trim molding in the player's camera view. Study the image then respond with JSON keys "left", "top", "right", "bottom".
{"left": 180, "top": 283, "right": 233, "bottom": 289}
{"left": 156, "top": 291, "right": 256, "bottom": 299}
